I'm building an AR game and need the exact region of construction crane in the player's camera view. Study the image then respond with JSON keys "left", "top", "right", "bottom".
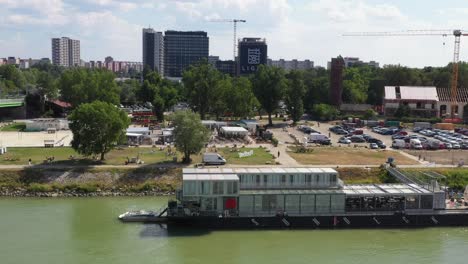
{"left": 209, "top": 19, "right": 246, "bottom": 62}
{"left": 343, "top": 29, "right": 468, "bottom": 120}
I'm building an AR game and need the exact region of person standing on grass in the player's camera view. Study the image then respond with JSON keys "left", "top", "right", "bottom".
{"left": 28, "top": 158, "right": 31, "bottom": 166}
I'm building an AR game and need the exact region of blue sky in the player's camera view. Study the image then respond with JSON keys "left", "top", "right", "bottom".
{"left": 1, "top": 0, "right": 467, "bottom": 67}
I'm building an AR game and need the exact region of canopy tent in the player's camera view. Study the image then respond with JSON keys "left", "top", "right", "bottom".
{"left": 220, "top": 126, "right": 249, "bottom": 137}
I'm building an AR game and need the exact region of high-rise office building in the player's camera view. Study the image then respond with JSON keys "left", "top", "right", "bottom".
{"left": 164, "top": 30, "right": 209, "bottom": 78}
{"left": 329, "top": 56, "right": 345, "bottom": 106}
{"left": 238, "top": 38, "right": 267, "bottom": 75}
{"left": 142, "top": 28, "right": 164, "bottom": 74}
{"left": 51, "top": 37, "right": 80, "bottom": 67}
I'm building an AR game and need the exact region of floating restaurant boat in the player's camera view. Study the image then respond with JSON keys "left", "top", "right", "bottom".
{"left": 120, "top": 167, "right": 468, "bottom": 228}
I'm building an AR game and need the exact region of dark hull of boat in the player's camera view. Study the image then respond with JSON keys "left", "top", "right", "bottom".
{"left": 164, "top": 211, "right": 468, "bottom": 229}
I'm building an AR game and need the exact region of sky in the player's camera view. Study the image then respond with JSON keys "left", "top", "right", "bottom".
{"left": 1, "top": 0, "right": 468, "bottom": 68}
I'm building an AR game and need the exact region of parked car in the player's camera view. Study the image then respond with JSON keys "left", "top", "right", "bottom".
{"left": 410, "top": 139, "right": 423, "bottom": 150}
{"left": 349, "top": 135, "right": 366, "bottom": 143}
{"left": 382, "top": 128, "right": 397, "bottom": 135}
{"left": 338, "top": 137, "right": 351, "bottom": 144}
{"left": 309, "top": 133, "right": 331, "bottom": 145}
{"left": 352, "top": 129, "right": 364, "bottom": 135}
{"left": 368, "top": 137, "right": 381, "bottom": 144}
{"left": 369, "top": 143, "right": 379, "bottom": 149}
{"left": 392, "top": 134, "right": 406, "bottom": 140}
{"left": 444, "top": 142, "right": 453, "bottom": 149}
{"left": 377, "top": 141, "right": 387, "bottom": 149}
{"left": 392, "top": 139, "right": 406, "bottom": 149}
{"left": 335, "top": 129, "right": 349, "bottom": 135}
{"left": 372, "top": 126, "right": 383, "bottom": 133}
{"left": 329, "top": 126, "right": 343, "bottom": 132}
{"left": 362, "top": 134, "right": 372, "bottom": 141}
{"left": 452, "top": 143, "right": 461, "bottom": 149}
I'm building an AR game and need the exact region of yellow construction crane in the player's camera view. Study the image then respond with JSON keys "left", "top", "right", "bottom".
{"left": 343, "top": 29, "right": 468, "bottom": 120}
{"left": 209, "top": 19, "right": 246, "bottom": 62}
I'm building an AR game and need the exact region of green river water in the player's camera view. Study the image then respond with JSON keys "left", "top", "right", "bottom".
{"left": 1, "top": 197, "right": 467, "bottom": 264}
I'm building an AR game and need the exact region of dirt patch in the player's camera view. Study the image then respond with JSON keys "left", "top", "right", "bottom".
{"left": 405, "top": 150, "right": 468, "bottom": 165}
{"left": 288, "top": 146, "right": 418, "bottom": 165}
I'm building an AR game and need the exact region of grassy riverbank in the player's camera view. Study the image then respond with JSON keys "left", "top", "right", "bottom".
{"left": 0, "top": 167, "right": 182, "bottom": 196}
{"left": 0, "top": 147, "right": 275, "bottom": 166}
{"left": 402, "top": 168, "right": 468, "bottom": 190}
{"left": 0, "top": 166, "right": 386, "bottom": 196}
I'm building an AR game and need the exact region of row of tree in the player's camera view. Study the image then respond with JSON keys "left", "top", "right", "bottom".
{"left": 3, "top": 60, "right": 468, "bottom": 122}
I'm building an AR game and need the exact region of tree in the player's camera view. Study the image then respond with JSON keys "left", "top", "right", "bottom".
{"left": 366, "top": 79, "right": 385, "bottom": 105}
{"left": 464, "top": 104, "right": 468, "bottom": 124}
{"left": 285, "top": 70, "right": 306, "bottom": 124}
{"left": 59, "top": 68, "right": 120, "bottom": 107}
{"left": 363, "top": 109, "right": 378, "bottom": 120}
{"left": 251, "top": 65, "right": 287, "bottom": 125}
{"left": 118, "top": 79, "right": 139, "bottom": 104}
{"left": 37, "top": 71, "right": 58, "bottom": 100}
{"left": 225, "top": 77, "right": 259, "bottom": 118}
{"left": 312, "top": 104, "right": 339, "bottom": 121}
{"left": 394, "top": 104, "right": 411, "bottom": 118}
{"left": 137, "top": 80, "right": 158, "bottom": 103}
{"left": 182, "top": 60, "right": 223, "bottom": 119}
{"left": 68, "top": 101, "right": 130, "bottom": 160}
{"left": 172, "top": 110, "right": 210, "bottom": 163}
{"left": 342, "top": 67, "right": 368, "bottom": 104}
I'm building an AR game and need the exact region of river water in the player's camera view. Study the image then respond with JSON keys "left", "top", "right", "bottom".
{"left": 1, "top": 197, "right": 467, "bottom": 264}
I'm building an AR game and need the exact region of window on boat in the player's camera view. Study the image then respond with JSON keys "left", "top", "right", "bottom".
{"left": 281, "top": 175, "right": 286, "bottom": 185}
{"left": 256, "top": 175, "right": 261, "bottom": 185}
{"left": 306, "top": 174, "right": 312, "bottom": 185}
{"left": 200, "top": 181, "right": 211, "bottom": 195}
{"left": 227, "top": 181, "right": 238, "bottom": 194}
{"left": 330, "top": 174, "right": 336, "bottom": 185}
{"left": 213, "top": 181, "right": 224, "bottom": 195}
{"left": 263, "top": 175, "right": 268, "bottom": 185}
{"left": 420, "top": 195, "right": 433, "bottom": 209}
{"left": 289, "top": 175, "right": 294, "bottom": 185}
{"left": 183, "top": 181, "right": 197, "bottom": 195}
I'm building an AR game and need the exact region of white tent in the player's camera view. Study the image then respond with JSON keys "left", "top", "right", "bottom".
{"left": 220, "top": 126, "right": 248, "bottom": 137}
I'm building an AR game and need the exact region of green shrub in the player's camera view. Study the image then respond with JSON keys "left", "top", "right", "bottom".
{"left": 377, "top": 167, "right": 397, "bottom": 183}
{"left": 27, "top": 183, "right": 53, "bottom": 192}
{"left": 271, "top": 137, "right": 279, "bottom": 147}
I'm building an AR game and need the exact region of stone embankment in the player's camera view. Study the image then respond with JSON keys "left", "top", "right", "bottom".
{"left": 0, "top": 187, "right": 175, "bottom": 197}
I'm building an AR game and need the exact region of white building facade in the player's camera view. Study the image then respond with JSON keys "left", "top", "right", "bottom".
{"left": 268, "top": 59, "right": 314, "bottom": 71}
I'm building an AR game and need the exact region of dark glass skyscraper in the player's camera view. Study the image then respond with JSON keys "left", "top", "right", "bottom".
{"left": 142, "top": 28, "right": 164, "bottom": 74}
{"left": 164, "top": 31, "right": 209, "bottom": 78}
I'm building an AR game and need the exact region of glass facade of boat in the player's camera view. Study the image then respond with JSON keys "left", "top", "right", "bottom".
{"left": 170, "top": 168, "right": 445, "bottom": 218}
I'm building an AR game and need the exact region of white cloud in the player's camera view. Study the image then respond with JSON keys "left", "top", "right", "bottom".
{"left": 0, "top": 0, "right": 69, "bottom": 25}
{"left": 173, "top": 0, "right": 291, "bottom": 25}
{"left": 86, "top": 0, "right": 138, "bottom": 12}
{"left": 74, "top": 11, "right": 142, "bottom": 60}
{"left": 307, "top": 0, "right": 405, "bottom": 24}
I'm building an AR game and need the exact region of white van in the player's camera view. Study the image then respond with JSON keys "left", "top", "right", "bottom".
{"left": 392, "top": 139, "right": 406, "bottom": 149}
{"left": 203, "top": 153, "right": 226, "bottom": 165}
{"left": 308, "top": 133, "right": 331, "bottom": 145}
{"left": 410, "top": 139, "right": 423, "bottom": 149}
